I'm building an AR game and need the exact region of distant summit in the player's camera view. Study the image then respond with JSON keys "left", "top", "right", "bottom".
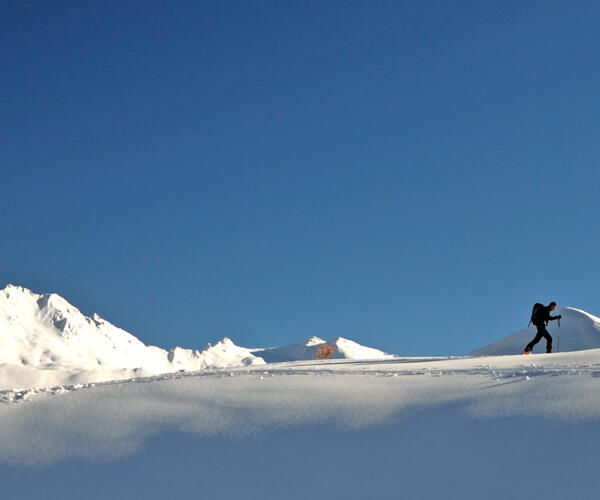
{"left": 471, "top": 307, "right": 600, "bottom": 356}
{"left": 251, "top": 336, "right": 394, "bottom": 362}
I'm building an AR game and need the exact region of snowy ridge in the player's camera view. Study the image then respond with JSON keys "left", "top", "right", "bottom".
{"left": 0, "top": 285, "right": 265, "bottom": 389}
{"left": 251, "top": 335, "right": 393, "bottom": 362}
{"left": 167, "top": 338, "right": 260, "bottom": 370}
{"left": 0, "top": 285, "right": 165, "bottom": 370}
{"left": 332, "top": 336, "right": 394, "bottom": 359}
{"left": 0, "top": 285, "right": 391, "bottom": 390}
{"left": 251, "top": 336, "right": 329, "bottom": 363}
{"left": 470, "top": 306, "right": 600, "bottom": 356}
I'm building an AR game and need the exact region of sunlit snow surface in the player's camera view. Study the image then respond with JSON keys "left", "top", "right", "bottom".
{"left": 2, "top": 285, "right": 600, "bottom": 499}
{"left": 2, "top": 351, "right": 600, "bottom": 499}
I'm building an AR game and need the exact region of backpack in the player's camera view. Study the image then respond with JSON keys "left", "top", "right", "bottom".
{"left": 530, "top": 303, "right": 545, "bottom": 326}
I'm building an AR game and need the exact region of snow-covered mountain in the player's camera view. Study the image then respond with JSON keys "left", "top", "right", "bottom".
{"left": 0, "top": 285, "right": 392, "bottom": 390}
{"left": 252, "top": 336, "right": 394, "bottom": 362}
{"left": 0, "top": 285, "right": 265, "bottom": 388}
{"left": 470, "top": 306, "right": 600, "bottom": 356}
{"left": 6, "top": 288, "right": 600, "bottom": 500}
{"left": 0, "top": 285, "right": 168, "bottom": 371}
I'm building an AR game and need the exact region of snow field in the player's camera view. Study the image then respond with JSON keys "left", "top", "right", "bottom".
{"left": 3, "top": 286, "right": 600, "bottom": 498}
{"left": 2, "top": 347, "right": 600, "bottom": 466}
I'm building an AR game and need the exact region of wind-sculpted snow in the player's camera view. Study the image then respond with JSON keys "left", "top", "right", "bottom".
{"left": 2, "top": 349, "right": 600, "bottom": 466}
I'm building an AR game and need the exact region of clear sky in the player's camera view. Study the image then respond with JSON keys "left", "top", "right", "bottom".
{"left": 2, "top": 1, "right": 599, "bottom": 355}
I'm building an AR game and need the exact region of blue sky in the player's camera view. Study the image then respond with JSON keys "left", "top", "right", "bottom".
{"left": 2, "top": 1, "right": 599, "bottom": 355}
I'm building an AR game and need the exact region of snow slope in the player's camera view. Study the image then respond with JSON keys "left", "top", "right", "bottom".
{"left": 471, "top": 307, "right": 600, "bottom": 356}
{"left": 4, "top": 347, "right": 600, "bottom": 458}
{"left": 2, "top": 347, "right": 600, "bottom": 499}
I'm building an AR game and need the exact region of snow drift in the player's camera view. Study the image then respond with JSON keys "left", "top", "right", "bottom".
{"left": 470, "top": 306, "right": 600, "bottom": 356}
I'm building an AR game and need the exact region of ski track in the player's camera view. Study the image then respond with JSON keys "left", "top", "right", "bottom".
{"left": 3, "top": 355, "right": 600, "bottom": 405}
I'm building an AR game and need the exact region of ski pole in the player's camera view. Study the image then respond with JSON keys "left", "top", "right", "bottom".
{"left": 557, "top": 318, "right": 560, "bottom": 353}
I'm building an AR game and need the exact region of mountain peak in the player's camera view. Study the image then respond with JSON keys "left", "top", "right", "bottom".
{"left": 251, "top": 335, "right": 393, "bottom": 362}
{"left": 561, "top": 306, "right": 600, "bottom": 323}
{"left": 331, "top": 337, "right": 394, "bottom": 360}
{"left": 2, "top": 283, "right": 35, "bottom": 298}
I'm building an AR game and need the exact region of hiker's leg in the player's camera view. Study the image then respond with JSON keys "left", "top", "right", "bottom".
{"left": 543, "top": 328, "right": 553, "bottom": 352}
{"left": 525, "top": 327, "right": 544, "bottom": 352}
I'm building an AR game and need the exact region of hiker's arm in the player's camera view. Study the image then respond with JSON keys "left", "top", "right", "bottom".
{"left": 548, "top": 315, "right": 562, "bottom": 321}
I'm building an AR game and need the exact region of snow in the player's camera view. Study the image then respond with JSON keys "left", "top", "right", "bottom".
{"left": 0, "top": 285, "right": 388, "bottom": 389}
{"left": 0, "top": 285, "right": 268, "bottom": 389}
{"left": 251, "top": 336, "right": 329, "bottom": 362}
{"left": 2, "top": 348, "right": 600, "bottom": 461}
{"left": 2, "top": 347, "right": 600, "bottom": 498}
{"left": 3, "top": 285, "right": 600, "bottom": 498}
{"left": 251, "top": 336, "right": 393, "bottom": 362}
{"left": 167, "top": 337, "right": 263, "bottom": 370}
{"left": 0, "top": 284, "right": 170, "bottom": 371}
{"left": 331, "top": 336, "right": 394, "bottom": 359}
{"left": 471, "top": 306, "right": 600, "bottom": 356}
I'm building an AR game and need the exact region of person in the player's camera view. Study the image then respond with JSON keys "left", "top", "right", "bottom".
{"left": 523, "top": 301, "right": 562, "bottom": 354}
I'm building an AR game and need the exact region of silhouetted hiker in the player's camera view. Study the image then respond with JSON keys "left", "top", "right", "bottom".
{"left": 523, "top": 301, "right": 562, "bottom": 354}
